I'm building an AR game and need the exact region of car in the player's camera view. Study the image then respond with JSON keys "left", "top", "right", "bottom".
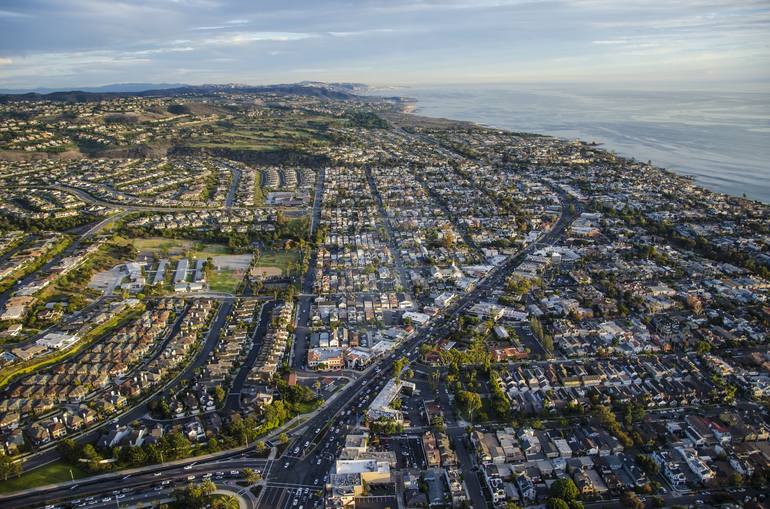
{"left": 153, "top": 472, "right": 162, "bottom": 477}
{"left": 314, "top": 479, "right": 319, "bottom": 485}
{"left": 187, "top": 475, "right": 196, "bottom": 481}
{"left": 184, "top": 464, "right": 193, "bottom": 470}
{"left": 154, "top": 486, "right": 163, "bottom": 491}
{"left": 161, "top": 480, "right": 171, "bottom": 486}
{"left": 230, "top": 470, "right": 240, "bottom": 476}
{"left": 284, "top": 462, "right": 290, "bottom": 468}
{"left": 116, "top": 494, "right": 126, "bottom": 500}
{"left": 101, "top": 498, "right": 112, "bottom": 503}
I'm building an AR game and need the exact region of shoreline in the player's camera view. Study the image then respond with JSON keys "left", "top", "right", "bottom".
{"left": 391, "top": 96, "right": 768, "bottom": 206}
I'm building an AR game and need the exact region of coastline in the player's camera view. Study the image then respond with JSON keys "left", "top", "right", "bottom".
{"left": 386, "top": 102, "right": 764, "bottom": 208}
{"left": 376, "top": 85, "right": 770, "bottom": 205}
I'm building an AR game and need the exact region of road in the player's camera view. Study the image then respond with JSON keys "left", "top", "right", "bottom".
{"left": 225, "top": 164, "right": 241, "bottom": 208}
{"left": 291, "top": 167, "right": 324, "bottom": 370}
{"left": 364, "top": 166, "right": 411, "bottom": 293}
{"left": 225, "top": 300, "right": 274, "bottom": 412}
{"left": 0, "top": 454, "right": 268, "bottom": 509}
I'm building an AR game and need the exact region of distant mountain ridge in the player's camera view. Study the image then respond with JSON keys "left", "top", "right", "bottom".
{"left": 0, "top": 83, "right": 189, "bottom": 95}
{"left": 0, "top": 82, "right": 374, "bottom": 103}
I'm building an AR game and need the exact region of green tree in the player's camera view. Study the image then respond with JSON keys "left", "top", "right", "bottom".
{"left": 213, "top": 386, "right": 226, "bottom": 406}
{"left": 392, "top": 356, "right": 408, "bottom": 381}
{"left": 0, "top": 452, "right": 21, "bottom": 481}
{"left": 550, "top": 478, "right": 579, "bottom": 501}
{"left": 279, "top": 432, "right": 289, "bottom": 445}
{"left": 243, "top": 467, "right": 262, "bottom": 484}
{"left": 546, "top": 498, "right": 570, "bottom": 509}
{"left": 621, "top": 491, "right": 644, "bottom": 509}
{"left": 457, "top": 390, "right": 482, "bottom": 422}
{"left": 211, "top": 495, "right": 240, "bottom": 509}
{"left": 175, "top": 480, "right": 217, "bottom": 509}
{"left": 255, "top": 440, "right": 267, "bottom": 453}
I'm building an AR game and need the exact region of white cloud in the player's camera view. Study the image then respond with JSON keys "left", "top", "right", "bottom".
{"left": 592, "top": 39, "right": 629, "bottom": 45}
{"left": 0, "top": 58, "right": 12, "bottom": 65}
{"left": 328, "top": 28, "right": 397, "bottom": 37}
{"left": 133, "top": 46, "right": 195, "bottom": 55}
{"left": 201, "top": 31, "right": 315, "bottom": 45}
{"left": 0, "top": 9, "right": 31, "bottom": 18}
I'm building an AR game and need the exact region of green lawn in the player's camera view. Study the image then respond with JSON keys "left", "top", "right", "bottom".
{"left": 0, "top": 461, "right": 88, "bottom": 494}
{"left": 132, "top": 238, "right": 229, "bottom": 257}
{"left": 253, "top": 250, "right": 301, "bottom": 275}
{"left": 207, "top": 270, "right": 242, "bottom": 293}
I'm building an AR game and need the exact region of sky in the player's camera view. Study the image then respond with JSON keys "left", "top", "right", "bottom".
{"left": 1, "top": 0, "right": 769, "bottom": 90}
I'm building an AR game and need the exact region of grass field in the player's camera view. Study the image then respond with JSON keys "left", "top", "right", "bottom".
{"left": 207, "top": 270, "right": 243, "bottom": 293}
{"left": 253, "top": 250, "right": 301, "bottom": 276}
{"left": 132, "top": 238, "right": 229, "bottom": 258}
{"left": 0, "top": 461, "right": 88, "bottom": 494}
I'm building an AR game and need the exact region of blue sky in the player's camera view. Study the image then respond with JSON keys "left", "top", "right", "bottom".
{"left": 1, "top": 0, "right": 769, "bottom": 90}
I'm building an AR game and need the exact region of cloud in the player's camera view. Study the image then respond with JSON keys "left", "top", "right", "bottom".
{"left": 225, "top": 19, "right": 249, "bottom": 25}
{"left": 133, "top": 46, "right": 195, "bottom": 55}
{"left": 0, "top": 9, "right": 31, "bottom": 18}
{"left": 201, "top": 31, "right": 315, "bottom": 45}
{"left": 327, "top": 28, "right": 397, "bottom": 37}
{"left": 0, "top": 58, "right": 12, "bottom": 65}
{"left": 592, "top": 39, "right": 629, "bottom": 45}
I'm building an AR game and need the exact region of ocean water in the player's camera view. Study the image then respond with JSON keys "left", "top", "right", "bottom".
{"left": 373, "top": 85, "right": 770, "bottom": 204}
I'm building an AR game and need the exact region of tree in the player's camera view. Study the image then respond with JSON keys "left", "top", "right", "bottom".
{"left": 279, "top": 432, "right": 289, "bottom": 445}
{"left": 457, "top": 391, "right": 482, "bottom": 422}
{"left": 0, "top": 453, "right": 21, "bottom": 481}
{"left": 243, "top": 467, "right": 262, "bottom": 484}
{"left": 546, "top": 498, "right": 570, "bottom": 509}
{"left": 176, "top": 480, "right": 217, "bottom": 509}
{"left": 213, "top": 386, "right": 226, "bottom": 406}
{"left": 506, "top": 502, "right": 523, "bottom": 509}
{"left": 211, "top": 495, "right": 240, "bottom": 509}
{"left": 550, "top": 478, "right": 579, "bottom": 501}
{"left": 392, "top": 356, "right": 408, "bottom": 381}
{"left": 621, "top": 491, "right": 644, "bottom": 509}
{"left": 636, "top": 454, "right": 660, "bottom": 476}
{"left": 57, "top": 438, "right": 80, "bottom": 463}
{"left": 255, "top": 440, "right": 267, "bottom": 453}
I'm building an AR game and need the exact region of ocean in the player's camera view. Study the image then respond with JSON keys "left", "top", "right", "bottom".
{"left": 371, "top": 85, "right": 770, "bottom": 204}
